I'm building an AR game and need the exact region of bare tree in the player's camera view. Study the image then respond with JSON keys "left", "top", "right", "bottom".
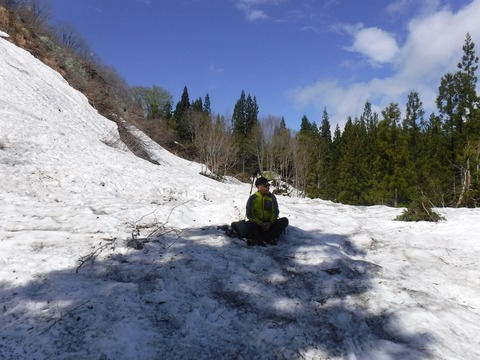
{"left": 255, "top": 116, "right": 294, "bottom": 182}
{"left": 214, "top": 117, "right": 239, "bottom": 176}
{"left": 291, "top": 135, "right": 310, "bottom": 197}
{"left": 272, "top": 125, "right": 293, "bottom": 181}
{"left": 0, "top": 0, "right": 20, "bottom": 9}
{"left": 250, "top": 121, "right": 266, "bottom": 172}
{"left": 15, "top": 0, "right": 52, "bottom": 32}
{"left": 159, "top": 121, "right": 178, "bottom": 146}
{"left": 189, "top": 109, "right": 209, "bottom": 146}
{"left": 54, "top": 22, "right": 92, "bottom": 58}
{"left": 195, "top": 115, "right": 238, "bottom": 177}
{"left": 259, "top": 115, "right": 278, "bottom": 173}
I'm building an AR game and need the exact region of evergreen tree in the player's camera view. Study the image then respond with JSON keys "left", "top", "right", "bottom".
{"left": 298, "top": 116, "right": 320, "bottom": 197}
{"left": 419, "top": 113, "right": 451, "bottom": 206}
{"left": 232, "top": 90, "right": 247, "bottom": 138}
{"left": 162, "top": 101, "right": 173, "bottom": 123}
{"left": 404, "top": 91, "right": 424, "bottom": 150}
{"left": 173, "top": 86, "right": 192, "bottom": 141}
{"left": 299, "top": 115, "right": 316, "bottom": 134}
{"left": 337, "top": 117, "right": 370, "bottom": 205}
{"left": 456, "top": 33, "right": 480, "bottom": 206}
{"left": 360, "top": 100, "right": 379, "bottom": 203}
{"left": 403, "top": 91, "right": 425, "bottom": 202}
{"left": 245, "top": 94, "right": 259, "bottom": 133}
{"left": 231, "top": 90, "right": 259, "bottom": 173}
{"left": 457, "top": 33, "right": 478, "bottom": 127}
{"left": 437, "top": 33, "right": 480, "bottom": 206}
{"left": 191, "top": 97, "right": 203, "bottom": 112}
{"left": 203, "top": 93, "right": 211, "bottom": 115}
{"left": 330, "top": 124, "right": 342, "bottom": 201}
{"left": 371, "top": 103, "right": 413, "bottom": 206}
{"left": 318, "top": 107, "right": 334, "bottom": 199}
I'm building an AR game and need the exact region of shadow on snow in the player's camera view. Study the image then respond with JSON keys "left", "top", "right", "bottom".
{"left": 0, "top": 225, "right": 433, "bottom": 359}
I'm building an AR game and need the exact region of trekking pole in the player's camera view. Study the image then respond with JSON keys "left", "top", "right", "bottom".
{"left": 232, "top": 168, "right": 259, "bottom": 237}
{"left": 249, "top": 168, "right": 260, "bottom": 196}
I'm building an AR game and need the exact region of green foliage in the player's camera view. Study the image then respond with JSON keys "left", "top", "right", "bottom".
{"left": 435, "top": 33, "right": 480, "bottom": 206}
{"left": 232, "top": 90, "right": 259, "bottom": 139}
{"left": 297, "top": 116, "right": 320, "bottom": 198}
{"left": 336, "top": 117, "right": 371, "bottom": 205}
{"left": 395, "top": 200, "right": 445, "bottom": 222}
{"left": 370, "top": 102, "right": 416, "bottom": 206}
{"left": 317, "top": 108, "right": 335, "bottom": 199}
{"left": 203, "top": 94, "right": 211, "bottom": 114}
{"left": 173, "top": 86, "right": 192, "bottom": 141}
{"left": 131, "top": 85, "right": 173, "bottom": 120}
{"left": 231, "top": 90, "right": 259, "bottom": 172}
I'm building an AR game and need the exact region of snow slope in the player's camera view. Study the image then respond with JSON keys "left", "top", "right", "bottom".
{"left": 1, "top": 33, "right": 480, "bottom": 360}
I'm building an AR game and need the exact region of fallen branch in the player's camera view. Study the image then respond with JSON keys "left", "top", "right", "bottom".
{"left": 76, "top": 243, "right": 110, "bottom": 273}
{"left": 126, "top": 202, "right": 187, "bottom": 249}
{"left": 39, "top": 300, "right": 91, "bottom": 335}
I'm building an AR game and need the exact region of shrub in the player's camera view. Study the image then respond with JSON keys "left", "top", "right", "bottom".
{"left": 395, "top": 200, "right": 445, "bottom": 222}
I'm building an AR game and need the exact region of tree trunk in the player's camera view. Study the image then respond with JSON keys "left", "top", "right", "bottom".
{"left": 456, "top": 158, "right": 471, "bottom": 207}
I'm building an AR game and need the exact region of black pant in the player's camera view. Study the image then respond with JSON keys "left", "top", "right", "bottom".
{"left": 246, "top": 217, "right": 289, "bottom": 243}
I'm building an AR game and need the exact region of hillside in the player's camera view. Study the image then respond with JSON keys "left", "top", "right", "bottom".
{"left": 1, "top": 23, "right": 480, "bottom": 360}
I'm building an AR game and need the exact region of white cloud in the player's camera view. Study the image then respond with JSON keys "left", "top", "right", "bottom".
{"left": 386, "top": 0, "right": 442, "bottom": 17}
{"left": 400, "top": 4, "right": 480, "bottom": 78}
{"left": 246, "top": 9, "right": 269, "bottom": 21}
{"left": 88, "top": 5, "right": 104, "bottom": 13}
{"left": 288, "top": 0, "right": 480, "bottom": 129}
{"left": 209, "top": 64, "right": 225, "bottom": 76}
{"left": 288, "top": 79, "right": 390, "bottom": 127}
{"left": 386, "top": 0, "right": 416, "bottom": 15}
{"left": 348, "top": 27, "right": 400, "bottom": 65}
{"left": 235, "top": 0, "right": 286, "bottom": 21}
{"left": 301, "top": 25, "right": 321, "bottom": 34}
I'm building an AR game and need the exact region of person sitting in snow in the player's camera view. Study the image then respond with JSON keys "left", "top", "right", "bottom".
{"left": 245, "top": 177, "right": 289, "bottom": 246}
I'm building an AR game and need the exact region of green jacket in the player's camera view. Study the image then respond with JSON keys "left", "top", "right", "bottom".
{"left": 246, "top": 191, "right": 280, "bottom": 225}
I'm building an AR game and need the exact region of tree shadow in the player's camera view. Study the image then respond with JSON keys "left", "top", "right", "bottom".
{"left": 0, "top": 224, "right": 434, "bottom": 359}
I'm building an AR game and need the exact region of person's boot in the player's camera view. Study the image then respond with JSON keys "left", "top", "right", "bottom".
{"left": 265, "top": 238, "right": 278, "bottom": 245}
{"left": 247, "top": 238, "right": 265, "bottom": 247}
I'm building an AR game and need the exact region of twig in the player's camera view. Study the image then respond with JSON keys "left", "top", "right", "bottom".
{"left": 163, "top": 231, "right": 182, "bottom": 251}
{"left": 126, "top": 202, "right": 188, "bottom": 249}
{"left": 421, "top": 201, "right": 431, "bottom": 220}
{"left": 126, "top": 209, "right": 159, "bottom": 240}
{"left": 215, "top": 308, "right": 227, "bottom": 321}
{"left": 76, "top": 243, "right": 110, "bottom": 273}
{"left": 39, "top": 300, "right": 91, "bottom": 335}
{"left": 146, "top": 201, "right": 188, "bottom": 238}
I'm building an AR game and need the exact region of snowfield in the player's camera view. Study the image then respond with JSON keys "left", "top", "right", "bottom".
{"left": 1, "top": 33, "right": 480, "bottom": 360}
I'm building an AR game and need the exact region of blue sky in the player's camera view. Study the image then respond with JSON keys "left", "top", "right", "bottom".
{"left": 47, "top": 0, "right": 480, "bottom": 131}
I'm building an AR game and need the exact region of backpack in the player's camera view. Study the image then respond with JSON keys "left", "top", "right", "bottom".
{"left": 230, "top": 220, "right": 247, "bottom": 238}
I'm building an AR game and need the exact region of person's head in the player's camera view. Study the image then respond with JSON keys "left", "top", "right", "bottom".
{"left": 255, "top": 177, "right": 271, "bottom": 194}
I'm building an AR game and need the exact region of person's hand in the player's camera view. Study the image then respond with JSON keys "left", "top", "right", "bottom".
{"left": 260, "top": 222, "right": 271, "bottom": 231}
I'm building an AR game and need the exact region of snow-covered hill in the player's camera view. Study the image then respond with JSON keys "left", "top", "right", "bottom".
{"left": 1, "top": 33, "right": 480, "bottom": 360}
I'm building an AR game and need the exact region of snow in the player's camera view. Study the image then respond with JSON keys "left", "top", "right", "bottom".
{"left": 1, "top": 34, "right": 480, "bottom": 360}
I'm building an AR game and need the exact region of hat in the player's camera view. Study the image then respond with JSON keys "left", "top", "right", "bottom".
{"left": 255, "top": 177, "right": 270, "bottom": 187}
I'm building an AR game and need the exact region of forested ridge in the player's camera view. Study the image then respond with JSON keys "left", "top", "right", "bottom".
{"left": 1, "top": 1, "right": 479, "bottom": 208}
